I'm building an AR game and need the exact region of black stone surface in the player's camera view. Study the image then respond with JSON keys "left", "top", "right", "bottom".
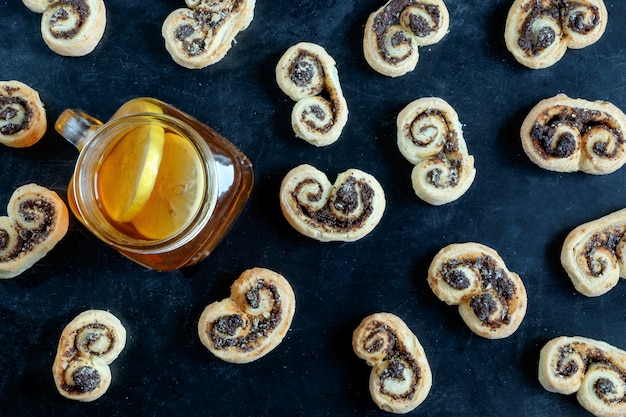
{"left": 2, "top": 1, "right": 626, "bottom": 416}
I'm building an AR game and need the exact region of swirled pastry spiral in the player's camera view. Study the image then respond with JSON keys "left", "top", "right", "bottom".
{"left": 0, "top": 184, "right": 69, "bottom": 279}
{"left": 363, "top": 0, "right": 449, "bottom": 77}
{"left": 539, "top": 336, "right": 626, "bottom": 417}
{"left": 279, "top": 164, "right": 386, "bottom": 242}
{"left": 561, "top": 208, "right": 626, "bottom": 297}
{"left": 22, "top": 0, "right": 107, "bottom": 57}
{"left": 162, "top": 0, "right": 256, "bottom": 69}
{"left": 505, "top": 0, "right": 608, "bottom": 69}
{"left": 198, "top": 267, "right": 296, "bottom": 364}
{"left": 0, "top": 81, "right": 46, "bottom": 148}
{"left": 521, "top": 94, "right": 626, "bottom": 174}
{"left": 397, "top": 97, "right": 475, "bottom": 205}
{"left": 276, "top": 42, "right": 349, "bottom": 147}
{"left": 352, "top": 313, "right": 432, "bottom": 414}
{"left": 52, "top": 310, "right": 126, "bottom": 402}
{"left": 427, "top": 242, "right": 527, "bottom": 339}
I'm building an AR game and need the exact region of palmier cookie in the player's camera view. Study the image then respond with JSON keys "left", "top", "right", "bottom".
{"left": 198, "top": 267, "right": 295, "bottom": 364}
{"left": 52, "top": 310, "right": 126, "bottom": 402}
{"left": 561, "top": 208, "right": 626, "bottom": 297}
{"left": 162, "top": 0, "right": 256, "bottom": 69}
{"left": 521, "top": 94, "right": 626, "bottom": 175}
{"left": 427, "top": 242, "right": 527, "bottom": 339}
{"left": 397, "top": 97, "right": 475, "bottom": 205}
{"left": 539, "top": 336, "right": 626, "bottom": 417}
{"left": 505, "top": 0, "right": 608, "bottom": 69}
{"left": 0, "top": 81, "right": 46, "bottom": 148}
{"left": 276, "top": 42, "right": 348, "bottom": 147}
{"left": 0, "top": 184, "right": 69, "bottom": 279}
{"left": 363, "top": 0, "right": 449, "bottom": 77}
{"left": 23, "top": 0, "right": 107, "bottom": 57}
{"left": 353, "top": 313, "right": 432, "bottom": 414}
{"left": 279, "top": 164, "right": 386, "bottom": 242}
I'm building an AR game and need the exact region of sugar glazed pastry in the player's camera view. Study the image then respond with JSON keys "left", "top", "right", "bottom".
{"left": 162, "top": 0, "right": 256, "bottom": 69}
{"left": 561, "top": 208, "right": 626, "bottom": 297}
{"left": 363, "top": 0, "right": 449, "bottom": 77}
{"left": 505, "top": 0, "right": 608, "bottom": 69}
{"left": 198, "top": 267, "right": 295, "bottom": 364}
{"left": 352, "top": 312, "right": 432, "bottom": 414}
{"left": 0, "top": 81, "right": 47, "bottom": 148}
{"left": 0, "top": 184, "right": 69, "bottom": 279}
{"left": 279, "top": 164, "right": 386, "bottom": 242}
{"left": 427, "top": 242, "right": 527, "bottom": 339}
{"left": 520, "top": 94, "right": 626, "bottom": 175}
{"left": 539, "top": 336, "right": 626, "bottom": 417}
{"left": 276, "top": 42, "right": 348, "bottom": 147}
{"left": 397, "top": 97, "right": 475, "bottom": 205}
{"left": 52, "top": 310, "right": 126, "bottom": 402}
{"left": 22, "top": 0, "right": 107, "bottom": 57}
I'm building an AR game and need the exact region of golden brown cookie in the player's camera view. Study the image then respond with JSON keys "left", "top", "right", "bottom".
{"left": 561, "top": 208, "right": 626, "bottom": 297}
{"left": 0, "top": 184, "right": 69, "bottom": 279}
{"left": 198, "top": 267, "right": 295, "bottom": 364}
{"left": 23, "top": 0, "right": 107, "bottom": 56}
{"left": 505, "top": 0, "right": 608, "bottom": 69}
{"left": 275, "top": 42, "right": 348, "bottom": 147}
{"left": 353, "top": 312, "right": 432, "bottom": 414}
{"left": 521, "top": 94, "right": 626, "bottom": 174}
{"left": 279, "top": 164, "right": 386, "bottom": 242}
{"left": 363, "top": 0, "right": 449, "bottom": 77}
{"left": 427, "top": 242, "right": 527, "bottom": 339}
{"left": 0, "top": 81, "right": 46, "bottom": 148}
{"left": 539, "top": 336, "right": 626, "bottom": 417}
{"left": 52, "top": 310, "right": 126, "bottom": 402}
{"left": 397, "top": 97, "right": 475, "bottom": 205}
{"left": 162, "top": 0, "right": 256, "bottom": 69}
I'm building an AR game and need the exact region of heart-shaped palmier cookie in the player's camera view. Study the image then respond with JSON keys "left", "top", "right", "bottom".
{"left": 353, "top": 312, "right": 432, "bottom": 414}
{"left": 428, "top": 242, "right": 527, "bottom": 339}
{"left": 521, "top": 94, "right": 626, "bottom": 175}
{"left": 276, "top": 42, "right": 348, "bottom": 147}
{"left": 505, "top": 0, "right": 608, "bottom": 69}
{"left": 0, "top": 184, "right": 68, "bottom": 279}
{"left": 22, "top": 0, "right": 107, "bottom": 57}
{"left": 0, "top": 80, "right": 47, "bottom": 148}
{"left": 52, "top": 309, "right": 126, "bottom": 402}
{"left": 539, "top": 336, "right": 626, "bottom": 417}
{"left": 162, "top": 0, "right": 256, "bottom": 69}
{"left": 198, "top": 267, "right": 295, "bottom": 364}
{"left": 279, "top": 164, "right": 386, "bottom": 242}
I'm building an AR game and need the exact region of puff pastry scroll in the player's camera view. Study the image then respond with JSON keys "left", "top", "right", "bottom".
{"left": 352, "top": 312, "right": 432, "bottom": 414}
{"left": 363, "top": 0, "right": 449, "bottom": 77}
{"left": 427, "top": 242, "right": 527, "bottom": 339}
{"left": 505, "top": 0, "right": 608, "bottom": 69}
{"left": 397, "top": 97, "right": 475, "bottom": 205}
{"left": 561, "top": 208, "right": 626, "bottom": 297}
{"left": 276, "top": 42, "right": 348, "bottom": 146}
{"left": 279, "top": 164, "right": 386, "bottom": 242}
{"left": 539, "top": 336, "right": 626, "bottom": 417}
{"left": 162, "top": 0, "right": 256, "bottom": 69}
{"left": 0, "top": 184, "right": 69, "bottom": 279}
{"left": 521, "top": 94, "right": 626, "bottom": 175}
{"left": 0, "top": 81, "right": 47, "bottom": 148}
{"left": 52, "top": 310, "right": 126, "bottom": 402}
{"left": 23, "top": 0, "right": 107, "bottom": 56}
{"left": 198, "top": 267, "right": 295, "bottom": 364}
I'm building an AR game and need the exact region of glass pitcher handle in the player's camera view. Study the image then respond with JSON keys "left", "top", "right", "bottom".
{"left": 55, "top": 109, "right": 103, "bottom": 151}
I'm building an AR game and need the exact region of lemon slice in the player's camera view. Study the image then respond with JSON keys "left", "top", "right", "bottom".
{"left": 131, "top": 132, "right": 206, "bottom": 240}
{"left": 112, "top": 98, "right": 163, "bottom": 119}
{"left": 98, "top": 124, "right": 165, "bottom": 222}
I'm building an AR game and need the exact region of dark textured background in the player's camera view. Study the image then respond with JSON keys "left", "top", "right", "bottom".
{"left": 1, "top": 1, "right": 626, "bottom": 416}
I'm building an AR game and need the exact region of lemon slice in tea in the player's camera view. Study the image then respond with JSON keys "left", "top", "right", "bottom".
{"left": 112, "top": 98, "right": 163, "bottom": 118}
{"left": 132, "top": 132, "right": 206, "bottom": 240}
{"left": 97, "top": 124, "right": 165, "bottom": 223}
